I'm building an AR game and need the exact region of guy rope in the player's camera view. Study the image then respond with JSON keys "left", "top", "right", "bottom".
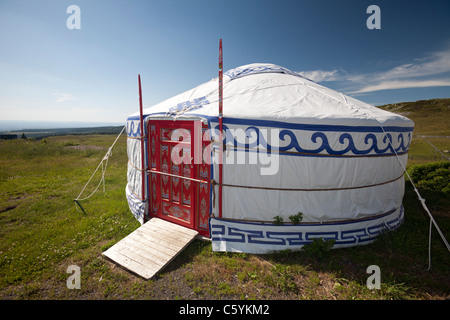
{"left": 338, "top": 93, "right": 449, "bottom": 269}
{"left": 74, "top": 126, "right": 126, "bottom": 213}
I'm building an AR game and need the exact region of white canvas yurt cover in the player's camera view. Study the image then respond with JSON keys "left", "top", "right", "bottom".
{"left": 126, "top": 63, "right": 414, "bottom": 254}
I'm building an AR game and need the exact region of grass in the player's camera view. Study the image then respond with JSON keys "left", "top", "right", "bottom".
{"left": 379, "top": 99, "right": 450, "bottom": 167}
{"left": 1, "top": 135, "right": 448, "bottom": 300}
{"left": 378, "top": 98, "right": 450, "bottom": 136}
{"left": 407, "top": 137, "right": 450, "bottom": 166}
{"left": 0, "top": 99, "right": 449, "bottom": 300}
{"left": 0, "top": 134, "right": 140, "bottom": 298}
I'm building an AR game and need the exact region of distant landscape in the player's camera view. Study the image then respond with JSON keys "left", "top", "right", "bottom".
{"left": 378, "top": 98, "right": 450, "bottom": 166}
{"left": 1, "top": 98, "right": 449, "bottom": 139}
{"left": 378, "top": 98, "right": 450, "bottom": 136}
{"left": 0, "top": 120, "right": 124, "bottom": 131}
{"left": 0, "top": 122, "right": 125, "bottom": 139}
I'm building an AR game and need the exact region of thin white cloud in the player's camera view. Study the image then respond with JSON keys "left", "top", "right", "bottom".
{"left": 377, "top": 49, "right": 450, "bottom": 80}
{"left": 297, "top": 47, "right": 450, "bottom": 94}
{"left": 52, "top": 93, "right": 76, "bottom": 103}
{"left": 351, "top": 79, "right": 450, "bottom": 93}
{"left": 297, "top": 69, "right": 340, "bottom": 82}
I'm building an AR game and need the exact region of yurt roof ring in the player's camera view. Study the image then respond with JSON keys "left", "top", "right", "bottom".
{"left": 224, "top": 63, "right": 312, "bottom": 82}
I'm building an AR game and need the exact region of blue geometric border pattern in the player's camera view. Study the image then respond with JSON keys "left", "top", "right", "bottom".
{"left": 166, "top": 96, "right": 210, "bottom": 116}
{"left": 212, "top": 124, "right": 412, "bottom": 157}
{"left": 210, "top": 206, "right": 404, "bottom": 252}
{"left": 224, "top": 64, "right": 305, "bottom": 81}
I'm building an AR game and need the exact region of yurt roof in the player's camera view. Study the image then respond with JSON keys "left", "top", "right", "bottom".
{"left": 128, "top": 63, "right": 414, "bottom": 129}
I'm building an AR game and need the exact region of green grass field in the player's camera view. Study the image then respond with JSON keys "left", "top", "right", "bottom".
{"left": 0, "top": 99, "right": 449, "bottom": 300}
{"left": 0, "top": 134, "right": 140, "bottom": 298}
{"left": 380, "top": 98, "right": 450, "bottom": 166}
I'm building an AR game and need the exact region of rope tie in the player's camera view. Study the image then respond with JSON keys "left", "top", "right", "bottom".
{"left": 74, "top": 126, "right": 126, "bottom": 212}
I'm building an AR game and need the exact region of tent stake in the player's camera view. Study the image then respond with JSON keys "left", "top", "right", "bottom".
{"left": 74, "top": 200, "right": 86, "bottom": 215}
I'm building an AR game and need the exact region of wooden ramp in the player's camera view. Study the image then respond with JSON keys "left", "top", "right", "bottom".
{"left": 102, "top": 218, "right": 198, "bottom": 279}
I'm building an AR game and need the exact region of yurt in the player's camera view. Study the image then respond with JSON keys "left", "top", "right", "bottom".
{"left": 125, "top": 62, "right": 414, "bottom": 254}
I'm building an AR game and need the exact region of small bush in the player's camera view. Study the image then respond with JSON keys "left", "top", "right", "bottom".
{"left": 407, "top": 161, "right": 450, "bottom": 193}
{"left": 301, "top": 238, "right": 335, "bottom": 260}
{"left": 289, "top": 212, "right": 303, "bottom": 224}
{"left": 273, "top": 216, "right": 284, "bottom": 225}
{"left": 273, "top": 212, "right": 303, "bottom": 225}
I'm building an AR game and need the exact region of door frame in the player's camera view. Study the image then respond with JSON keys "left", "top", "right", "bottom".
{"left": 147, "top": 119, "right": 211, "bottom": 237}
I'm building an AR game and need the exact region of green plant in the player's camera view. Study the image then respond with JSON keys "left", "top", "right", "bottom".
{"left": 301, "top": 238, "right": 335, "bottom": 260}
{"left": 289, "top": 212, "right": 303, "bottom": 224}
{"left": 273, "top": 215, "right": 284, "bottom": 225}
{"left": 269, "top": 265, "right": 297, "bottom": 293}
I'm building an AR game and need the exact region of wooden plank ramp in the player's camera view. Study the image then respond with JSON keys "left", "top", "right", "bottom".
{"left": 102, "top": 218, "right": 198, "bottom": 279}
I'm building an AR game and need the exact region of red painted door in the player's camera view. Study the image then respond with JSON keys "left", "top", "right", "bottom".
{"left": 147, "top": 120, "right": 210, "bottom": 237}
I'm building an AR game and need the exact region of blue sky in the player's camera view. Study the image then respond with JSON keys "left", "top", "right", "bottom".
{"left": 1, "top": 0, "right": 449, "bottom": 124}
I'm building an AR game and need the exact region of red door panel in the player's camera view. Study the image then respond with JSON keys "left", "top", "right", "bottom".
{"left": 147, "top": 120, "right": 210, "bottom": 237}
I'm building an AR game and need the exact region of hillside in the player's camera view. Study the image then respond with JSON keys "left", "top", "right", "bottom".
{"left": 378, "top": 99, "right": 450, "bottom": 165}
{"left": 378, "top": 98, "right": 450, "bottom": 136}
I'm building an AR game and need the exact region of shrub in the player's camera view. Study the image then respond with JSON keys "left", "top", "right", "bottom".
{"left": 407, "top": 161, "right": 450, "bottom": 194}
{"left": 273, "top": 212, "right": 303, "bottom": 225}
{"left": 273, "top": 216, "right": 284, "bottom": 225}
{"left": 289, "top": 212, "right": 303, "bottom": 224}
{"left": 301, "top": 238, "right": 335, "bottom": 260}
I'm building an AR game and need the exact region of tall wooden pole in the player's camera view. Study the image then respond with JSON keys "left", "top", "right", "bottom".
{"left": 138, "top": 75, "right": 146, "bottom": 220}
{"left": 218, "top": 39, "right": 223, "bottom": 219}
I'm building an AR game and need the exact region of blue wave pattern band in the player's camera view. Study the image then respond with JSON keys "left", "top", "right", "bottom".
{"left": 127, "top": 120, "right": 141, "bottom": 138}
{"left": 213, "top": 124, "right": 411, "bottom": 157}
{"left": 127, "top": 119, "right": 412, "bottom": 157}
